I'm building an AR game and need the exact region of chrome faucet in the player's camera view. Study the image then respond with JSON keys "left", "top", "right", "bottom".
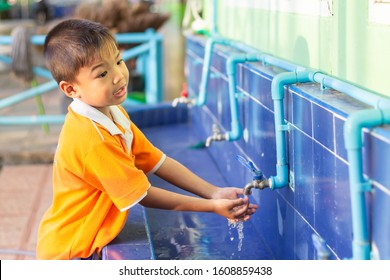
{"left": 172, "top": 95, "right": 195, "bottom": 107}
{"left": 172, "top": 83, "right": 195, "bottom": 107}
{"left": 205, "top": 123, "right": 228, "bottom": 147}
{"left": 237, "top": 155, "right": 269, "bottom": 195}
{"left": 243, "top": 179, "right": 270, "bottom": 195}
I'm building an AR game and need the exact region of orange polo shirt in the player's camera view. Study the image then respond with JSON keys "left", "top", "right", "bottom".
{"left": 36, "top": 99, "right": 165, "bottom": 260}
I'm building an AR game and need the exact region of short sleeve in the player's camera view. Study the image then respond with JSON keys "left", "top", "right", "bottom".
{"left": 83, "top": 140, "right": 150, "bottom": 211}
{"left": 130, "top": 122, "right": 165, "bottom": 174}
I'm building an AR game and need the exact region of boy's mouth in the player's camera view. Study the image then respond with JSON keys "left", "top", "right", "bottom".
{"left": 114, "top": 86, "right": 127, "bottom": 97}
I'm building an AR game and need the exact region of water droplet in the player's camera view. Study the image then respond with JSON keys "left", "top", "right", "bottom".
{"left": 228, "top": 219, "right": 245, "bottom": 251}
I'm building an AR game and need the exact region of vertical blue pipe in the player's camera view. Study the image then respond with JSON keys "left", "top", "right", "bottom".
{"left": 268, "top": 71, "right": 313, "bottom": 189}
{"left": 225, "top": 53, "right": 261, "bottom": 141}
{"left": 197, "top": 38, "right": 214, "bottom": 106}
{"left": 225, "top": 54, "right": 245, "bottom": 141}
{"left": 146, "top": 29, "right": 158, "bottom": 104}
{"left": 344, "top": 109, "right": 384, "bottom": 259}
{"left": 197, "top": 36, "right": 234, "bottom": 106}
{"left": 156, "top": 33, "right": 164, "bottom": 103}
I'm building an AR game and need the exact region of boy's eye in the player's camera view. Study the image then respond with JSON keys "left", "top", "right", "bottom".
{"left": 98, "top": 71, "right": 107, "bottom": 78}
{"left": 117, "top": 59, "right": 124, "bottom": 65}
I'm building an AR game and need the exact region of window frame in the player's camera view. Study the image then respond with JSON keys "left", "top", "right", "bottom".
{"left": 369, "top": 0, "right": 390, "bottom": 25}
{"left": 225, "top": 0, "right": 333, "bottom": 17}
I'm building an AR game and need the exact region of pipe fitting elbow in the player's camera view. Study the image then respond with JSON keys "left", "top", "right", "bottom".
{"left": 226, "top": 54, "right": 247, "bottom": 75}
{"left": 344, "top": 109, "right": 383, "bottom": 150}
{"left": 226, "top": 121, "right": 242, "bottom": 141}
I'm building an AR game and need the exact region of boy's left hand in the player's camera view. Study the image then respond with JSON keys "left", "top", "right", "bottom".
{"left": 211, "top": 187, "right": 259, "bottom": 221}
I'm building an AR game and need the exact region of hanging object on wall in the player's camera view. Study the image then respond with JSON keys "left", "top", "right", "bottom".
{"left": 182, "top": 0, "right": 209, "bottom": 34}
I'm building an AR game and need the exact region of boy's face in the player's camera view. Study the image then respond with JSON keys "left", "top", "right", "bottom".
{"left": 60, "top": 47, "right": 129, "bottom": 117}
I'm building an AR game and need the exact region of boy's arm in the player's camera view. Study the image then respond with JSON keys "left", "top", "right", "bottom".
{"left": 154, "top": 156, "right": 242, "bottom": 199}
{"left": 139, "top": 186, "right": 248, "bottom": 220}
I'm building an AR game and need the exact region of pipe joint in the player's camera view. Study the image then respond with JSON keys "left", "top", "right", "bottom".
{"left": 344, "top": 109, "right": 383, "bottom": 150}
{"left": 226, "top": 121, "right": 242, "bottom": 141}
{"left": 355, "top": 181, "right": 373, "bottom": 192}
{"left": 226, "top": 54, "right": 248, "bottom": 74}
{"left": 269, "top": 164, "right": 289, "bottom": 189}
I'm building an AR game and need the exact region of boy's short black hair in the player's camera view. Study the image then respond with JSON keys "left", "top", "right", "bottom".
{"left": 44, "top": 19, "right": 118, "bottom": 83}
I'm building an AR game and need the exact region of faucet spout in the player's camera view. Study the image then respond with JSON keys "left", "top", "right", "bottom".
{"left": 243, "top": 179, "right": 270, "bottom": 195}
{"left": 172, "top": 96, "right": 195, "bottom": 107}
{"left": 205, "top": 123, "right": 227, "bottom": 147}
{"left": 172, "top": 83, "right": 195, "bottom": 107}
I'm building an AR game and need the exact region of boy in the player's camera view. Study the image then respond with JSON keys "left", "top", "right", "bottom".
{"left": 36, "top": 19, "right": 257, "bottom": 260}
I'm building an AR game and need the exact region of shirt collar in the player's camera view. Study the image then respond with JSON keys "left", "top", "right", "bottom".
{"left": 70, "top": 98, "right": 130, "bottom": 136}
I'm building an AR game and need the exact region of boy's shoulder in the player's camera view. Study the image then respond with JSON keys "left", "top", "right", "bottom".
{"left": 61, "top": 107, "right": 112, "bottom": 144}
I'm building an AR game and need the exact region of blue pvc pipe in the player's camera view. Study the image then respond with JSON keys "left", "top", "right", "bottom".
{"left": 0, "top": 80, "right": 58, "bottom": 110}
{"left": 196, "top": 36, "right": 306, "bottom": 107}
{"left": 261, "top": 55, "right": 305, "bottom": 72}
{"left": 269, "top": 71, "right": 313, "bottom": 189}
{"left": 197, "top": 36, "right": 235, "bottom": 106}
{"left": 343, "top": 109, "right": 390, "bottom": 259}
{"left": 0, "top": 55, "right": 53, "bottom": 80}
{"left": 0, "top": 35, "right": 45, "bottom": 45}
{"left": 146, "top": 29, "right": 158, "bottom": 104}
{"left": 0, "top": 32, "right": 162, "bottom": 46}
{"left": 0, "top": 115, "right": 65, "bottom": 125}
{"left": 115, "top": 30, "right": 162, "bottom": 44}
{"left": 121, "top": 42, "right": 150, "bottom": 61}
{"left": 311, "top": 72, "right": 390, "bottom": 110}
{"left": 225, "top": 53, "right": 262, "bottom": 141}
{"left": 191, "top": 36, "right": 390, "bottom": 259}
{"left": 269, "top": 68, "right": 390, "bottom": 259}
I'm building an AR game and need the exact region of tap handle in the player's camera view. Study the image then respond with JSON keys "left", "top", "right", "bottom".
{"left": 181, "top": 82, "right": 188, "bottom": 98}
{"left": 236, "top": 155, "right": 263, "bottom": 180}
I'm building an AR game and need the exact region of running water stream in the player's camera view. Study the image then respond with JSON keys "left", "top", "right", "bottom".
{"left": 228, "top": 219, "right": 245, "bottom": 252}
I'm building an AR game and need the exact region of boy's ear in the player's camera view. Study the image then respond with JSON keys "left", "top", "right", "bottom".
{"left": 59, "top": 81, "right": 80, "bottom": 98}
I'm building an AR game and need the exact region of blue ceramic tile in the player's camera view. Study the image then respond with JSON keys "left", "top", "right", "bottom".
{"left": 185, "top": 36, "right": 205, "bottom": 58}
{"left": 292, "top": 93, "right": 313, "bottom": 137}
{"left": 244, "top": 100, "right": 277, "bottom": 178}
{"left": 251, "top": 188, "right": 278, "bottom": 258}
{"left": 364, "top": 132, "right": 390, "bottom": 189}
{"left": 314, "top": 143, "right": 353, "bottom": 258}
{"left": 186, "top": 53, "right": 203, "bottom": 98}
{"left": 372, "top": 188, "right": 390, "bottom": 259}
{"left": 239, "top": 64, "right": 251, "bottom": 95}
{"left": 334, "top": 115, "right": 347, "bottom": 161}
{"left": 295, "top": 219, "right": 317, "bottom": 260}
{"left": 312, "top": 103, "right": 335, "bottom": 151}
{"left": 293, "top": 130, "right": 315, "bottom": 224}
{"left": 238, "top": 63, "right": 274, "bottom": 110}
{"left": 213, "top": 51, "right": 228, "bottom": 74}
{"left": 275, "top": 197, "right": 295, "bottom": 259}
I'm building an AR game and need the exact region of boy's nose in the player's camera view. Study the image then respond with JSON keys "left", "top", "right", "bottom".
{"left": 112, "top": 74, "right": 124, "bottom": 85}
{"left": 113, "top": 72, "right": 125, "bottom": 85}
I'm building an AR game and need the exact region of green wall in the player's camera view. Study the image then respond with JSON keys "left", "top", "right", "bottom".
{"left": 203, "top": 0, "right": 390, "bottom": 97}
